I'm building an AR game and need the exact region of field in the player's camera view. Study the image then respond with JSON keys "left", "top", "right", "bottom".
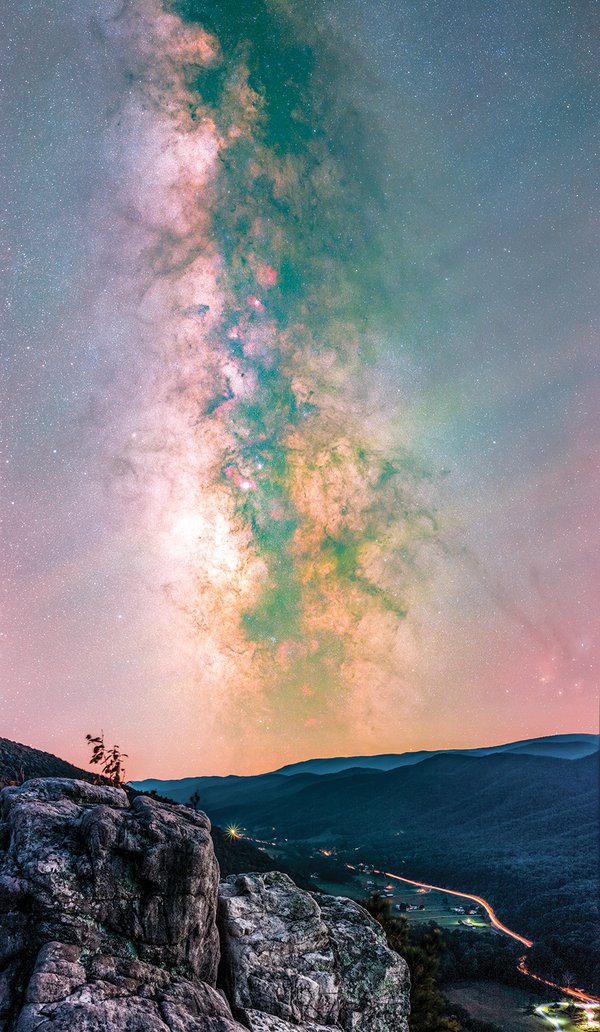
{"left": 444, "top": 981, "right": 544, "bottom": 1031}
{"left": 443, "top": 982, "right": 599, "bottom": 1032}
{"left": 314, "top": 872, "right": 493, "bottom": 932}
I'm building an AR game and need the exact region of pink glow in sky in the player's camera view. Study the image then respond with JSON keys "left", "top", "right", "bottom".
{"left": 1, "top": 0, "right": 598, "bottom": 777}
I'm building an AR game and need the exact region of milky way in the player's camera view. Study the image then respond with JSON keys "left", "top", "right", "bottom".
{"left": 100, "top": 0, "right": 441, "bottom": 760}
{"left": 2, "top": 0, "right": 598, "bottom": 775}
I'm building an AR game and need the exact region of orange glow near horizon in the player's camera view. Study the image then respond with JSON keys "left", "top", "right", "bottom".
{"left": 2, "top": 0, "right": 599, "bottom": 780}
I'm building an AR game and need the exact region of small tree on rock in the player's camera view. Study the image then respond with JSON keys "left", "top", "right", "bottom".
{"left": 85, "top": 732, "right": 128, "bottom": 786}
{"left": 188, "top": 790, "right": 201, "bottom": 811}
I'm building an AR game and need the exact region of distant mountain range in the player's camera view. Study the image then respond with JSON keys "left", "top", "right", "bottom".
{"left": 274, "top": 732, "right": 599, "bottom": 774}
{"left": 133, "top": 733, "right": 599, "bottom": 803}
{"left": 133, "top": 733, "right": 600, "bottom": 994}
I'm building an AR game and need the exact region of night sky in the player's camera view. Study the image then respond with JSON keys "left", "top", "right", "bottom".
{"left": 1, "top": 0, "right": 598, "bottom": 777}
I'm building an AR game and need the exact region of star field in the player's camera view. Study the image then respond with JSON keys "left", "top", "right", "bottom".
{"left": 0, "top": 0, "right": 598, "bottom": 776}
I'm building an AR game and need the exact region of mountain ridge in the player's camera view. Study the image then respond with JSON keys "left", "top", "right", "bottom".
{"left": 130, "top": 742, "right": 600, "bottom": 994}
{"left": 133, "top": 732, "right": 599, "bottom": 797}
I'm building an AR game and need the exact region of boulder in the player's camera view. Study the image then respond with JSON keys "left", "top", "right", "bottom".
{"left": 0, "top": 778, "right": 222, "bottom": 1028}
{"left": 15, "top": 940, "right": 247, "bottom": 1031}
{"left": 245, "top": 1014, "right": 334, "bottom": 1032}
{"left": 11, "top": 935, "right": 393, "bottom": 1032}
{"left": 218, "top": 871, "right": 410, "bottom": 1032}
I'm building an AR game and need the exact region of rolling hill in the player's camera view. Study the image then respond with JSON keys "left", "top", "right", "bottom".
{"left": 135, "top": 739, "right": 599, "bottom": 994}
{"left": 132, "top": 733, "right": 599, "bottom": 807}
{"left": 0, "top": 737, "right": 98, "bottom": 785}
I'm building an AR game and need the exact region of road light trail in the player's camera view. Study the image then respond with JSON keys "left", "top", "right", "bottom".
{"left": 381, "top": 869, "right": 533, "bottom": 947}
{"left": 369, "top": 867, "right": 600, "bottom": 1007}
{"left": 535, "top": 1003, "right": 561, "bottom": 1031}
{"left": 535, "top": 1002, "right": 600, "bottom": 1030}
{"left": 518, "top": 955, "right": 600, "bottom": 1006}
{"left": 344, "top": 858, "right": 598, "bottom": 1011}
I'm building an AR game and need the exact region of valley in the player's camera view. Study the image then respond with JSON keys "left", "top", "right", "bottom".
{"left": 136, "top": 735, "right": 600, "bottom": 1030}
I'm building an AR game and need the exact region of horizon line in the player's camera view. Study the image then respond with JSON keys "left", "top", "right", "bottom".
{"left": 130, "top": 729, "right": 600, "bottom": 783}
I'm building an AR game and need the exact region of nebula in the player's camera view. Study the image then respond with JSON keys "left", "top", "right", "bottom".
{"left": 92, "top": 0, "right": 441, "bottom": 767}
{"left": 2, "top": 0, "right": 597, "bottom": 776}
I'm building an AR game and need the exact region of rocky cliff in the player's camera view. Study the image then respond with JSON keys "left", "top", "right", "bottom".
{"left": 219, "top": 872, "right": 409, "bottom": 1032}
{"left": 0, "top": 779, "right": 409, "bottom": 1031}
{"left": 0, "top": 737, "right": 303, "bottom": 883}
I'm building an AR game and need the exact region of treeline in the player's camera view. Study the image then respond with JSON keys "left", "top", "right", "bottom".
{"left": 443, "top": 1001, "right": 502, "bottom": 1032}
{"left": 364, "top": 898, "right": 549, "bottom": 1032}
{"left": 371, "top": 841, "right": 599, "bottom": 994}
{"left": 363, "top": 896, "right": 461, "bottom": 1032}
{"left": 438, "top": 929, "right": 524, "bottom": 986}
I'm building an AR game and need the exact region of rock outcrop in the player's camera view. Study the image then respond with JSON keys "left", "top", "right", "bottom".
{"left": 0, "top": 735, "right": 294, "bottom": 883}
{"left": 14, "top": 941, "right": 245, "bottom": 1032}
{"left": 218, "top": 872, "right": 410, "bottom": 1032}
{"left": 0, "top": 778, "right": 238, "bottom": 1031}
{"left": 0, "top": 779, "right": 410, "bottom": 1031}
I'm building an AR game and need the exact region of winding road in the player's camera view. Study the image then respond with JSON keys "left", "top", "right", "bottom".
{"left": 371, "top": 868, "right": 600, "bottom": 1009}
{"left": 382, "top": 870, "right": 533, "bottom": 947}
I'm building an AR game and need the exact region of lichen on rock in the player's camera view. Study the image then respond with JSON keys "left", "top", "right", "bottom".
{"left": 0, "top": 778, "right": 226, "bottom": 1030}
{"left": 218, "top": 871, "right": 410, "bottom": 1032}
{"left": 0, "top": 781, "right": 410, "bottom": 1032}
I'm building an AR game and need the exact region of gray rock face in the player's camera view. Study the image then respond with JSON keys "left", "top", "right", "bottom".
{"left": 244, "top": 1015, "right": 333, "bottom": 1032}
{"left": 218, "top": 871, "right": 410, "bottom": 1032}
{"left": 0, "top": 780, "right": 410, "bottom": 1032}
{"left": 15, "top": 940, "right": 246, "bottom": 1032}
{"left": 0, "top": 778, "right": 232, "bottom": 1031}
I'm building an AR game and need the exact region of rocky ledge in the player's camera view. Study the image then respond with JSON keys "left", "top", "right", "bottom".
{"left": 0, "top": 779, "right": 409, "bottom": 1031}
{"left": 219, "top": 871, "right": 409, "bottom": 1032}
